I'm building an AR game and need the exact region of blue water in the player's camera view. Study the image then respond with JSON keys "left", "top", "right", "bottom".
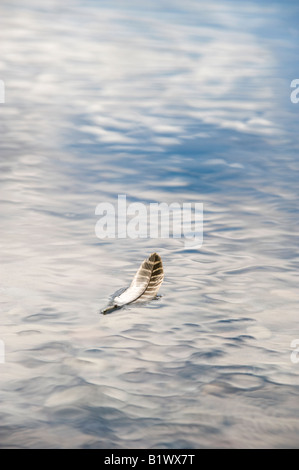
{"left": 1, "top": 0, "right": 299, "bottom": 448}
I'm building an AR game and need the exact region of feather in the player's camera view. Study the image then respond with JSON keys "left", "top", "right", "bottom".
{"left": 101, "top": 253, "right": 164, "bottom": 314}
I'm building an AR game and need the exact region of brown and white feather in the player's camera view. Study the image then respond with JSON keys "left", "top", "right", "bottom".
{"left": 114, "top": 253, "right": 164, "bottom": 306}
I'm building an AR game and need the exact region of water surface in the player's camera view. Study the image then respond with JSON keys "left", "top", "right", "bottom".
{"left": 1, "top": 0, "right": 299, "bottom": 448}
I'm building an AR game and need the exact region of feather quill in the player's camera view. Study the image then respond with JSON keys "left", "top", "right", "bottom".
{"left": 101, "top": 253, "right": 164, "bottom": 314}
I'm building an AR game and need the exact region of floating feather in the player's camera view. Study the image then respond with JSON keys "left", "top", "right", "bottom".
{"left": 101, "top": 252, "right": 164, "bottom": 314}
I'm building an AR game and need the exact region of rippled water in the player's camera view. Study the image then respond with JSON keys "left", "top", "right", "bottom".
{"left": 1, "top": 0, "right": 299, "bottom": 448}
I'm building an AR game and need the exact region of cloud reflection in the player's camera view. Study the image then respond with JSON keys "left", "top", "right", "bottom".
{"left": 1, "top": 0, "right": 299, "bottom": 450}
{"left": 0, "top": 0, "right": 287, "bottom": 153}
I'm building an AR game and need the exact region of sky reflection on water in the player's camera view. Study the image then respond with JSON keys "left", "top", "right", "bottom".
{"left": 0, "top": 0, "right": 299, "bottom": 448}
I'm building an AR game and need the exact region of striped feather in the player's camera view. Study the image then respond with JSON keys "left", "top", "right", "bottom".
{"left": 101, "top": 253, "right": 164, "bottom": 314}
